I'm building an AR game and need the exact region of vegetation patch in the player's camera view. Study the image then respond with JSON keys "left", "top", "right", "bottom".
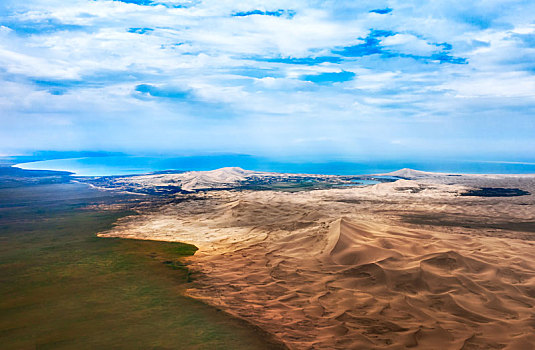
{"left": 0, "top": 180, "right": 286, "bottom": 350}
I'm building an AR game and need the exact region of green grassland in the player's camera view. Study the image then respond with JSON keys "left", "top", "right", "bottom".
{"left": 0, "top": 181, "right": 285, "bottom": 350}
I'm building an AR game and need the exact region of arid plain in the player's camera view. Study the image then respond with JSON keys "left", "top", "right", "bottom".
{"left": 97, "top": 168, "right": 535, "bottom": 349}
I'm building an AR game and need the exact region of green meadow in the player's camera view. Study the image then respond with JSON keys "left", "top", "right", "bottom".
{"left": 0, "top": 181, "right": 285, "bottom": 350}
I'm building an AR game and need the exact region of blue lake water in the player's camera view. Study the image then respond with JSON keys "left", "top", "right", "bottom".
{"left": 14, "top": 155, "right": 535, "bottom": 176}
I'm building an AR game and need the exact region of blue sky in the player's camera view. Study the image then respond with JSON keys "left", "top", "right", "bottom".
{"left": 0, "top": 0, "right": 534, "bottom": 161}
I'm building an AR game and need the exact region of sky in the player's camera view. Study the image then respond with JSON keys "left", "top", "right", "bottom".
{"left": 0, "top": 0, "right": 534, "bottom": 161}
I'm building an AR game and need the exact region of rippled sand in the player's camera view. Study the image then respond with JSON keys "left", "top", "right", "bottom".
{"left": 99, "top": 172, "right": 535, "bottom": 349}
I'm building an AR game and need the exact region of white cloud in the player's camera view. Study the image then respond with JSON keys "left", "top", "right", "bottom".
{"left": 0, "top": 0, "right": 534, "bottom": 158}
{"left": 381, "top": 34, "right": 437, "bottom": 55}
{"left": 438, "top": 71, "right": 535, "bottom": 98}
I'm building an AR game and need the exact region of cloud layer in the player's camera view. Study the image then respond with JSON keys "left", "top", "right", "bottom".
{"left": 1, "top": 0, "right": 534, "bottom": 160}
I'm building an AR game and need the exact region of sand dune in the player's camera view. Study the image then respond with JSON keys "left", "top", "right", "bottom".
{"left": 185, "top": 218, "right": 535, "bottom": 349}
{"left": 92, "top": 166, "right": 345, "bottom": 193}
{"left": 98, "top": 171, "right": 535, "bottom": 349}
{"left": 98, "top": 167, "right": 260, "bottom": 192}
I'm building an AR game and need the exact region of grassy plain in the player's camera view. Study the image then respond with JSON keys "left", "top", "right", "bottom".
{"left": 0, "top": 181, "right": 284, "bottom": 350}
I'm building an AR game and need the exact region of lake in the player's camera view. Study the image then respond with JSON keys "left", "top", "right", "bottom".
{"left": 14, "top": 155, "right": 535, "bottom": 176}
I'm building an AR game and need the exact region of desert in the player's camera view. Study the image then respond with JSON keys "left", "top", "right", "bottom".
{"left": 96, "top": 168, "right": 535, "bottom": 349}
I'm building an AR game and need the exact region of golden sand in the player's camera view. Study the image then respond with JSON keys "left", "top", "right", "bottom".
{"left": 99, "top": 172, "right": 535, "bottom": 349}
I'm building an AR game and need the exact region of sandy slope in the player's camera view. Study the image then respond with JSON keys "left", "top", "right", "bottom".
{"left": 98, "top": 171, "right": 535, "bottom": 349}
{"left": 93, "top": 166, "right": 342, "bottom": 193}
